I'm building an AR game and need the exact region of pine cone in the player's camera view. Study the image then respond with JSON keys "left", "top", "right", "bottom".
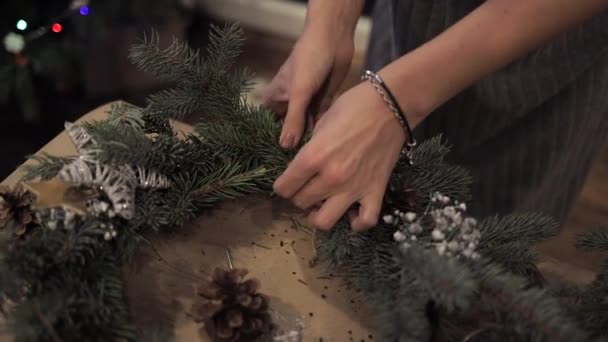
{"left": 193, "top": 268, "right": 275, "bottom": 341}
{"left": 0, "top": 184, "right": 34, "bottom": 235}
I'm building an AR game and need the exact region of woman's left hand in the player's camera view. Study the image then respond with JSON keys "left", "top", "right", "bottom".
{"left": 273, "top": 82, "right": 406, "bottom": 231}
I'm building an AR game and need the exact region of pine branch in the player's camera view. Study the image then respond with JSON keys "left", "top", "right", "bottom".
{"left": 316, "top": 221, "right": 369, "bottom": 270}
{"left": 576, "top": 229, "right": 608, "bottom": 252}
{"left": 206, "top": 23, "right": 245, "bottom": 77}
{"left": 410, "top": 135, "right": 452, "bottom": 169}
{"left": 128, "top": 31, "right": 204, "bottom": 87}
{"left": 478, "top": 213, "right": 559, "bottom": 247}
{"left": 402, "top": 245, "right": 478, "bottom": 313}
{"left": 371, "top": 280, "right": 432, "bottom": 341}
{"left": 192, "top": 164, "right": 270, "bottom": 206}
{"left": 131, "top": 189, "right": 171, "bottom": 232}
{"left": 198, "top": 105, "right": 290, "bottom": 174}
{"left": 22, "top": 153, "right": 76, "bottom": 181}
{"left": 107, "top": 101, "right": 145, "bottom": 130}
{"left": 475, "top": 263, "right": 589, "bottom": 342}
{"left": 146, "top": 87, "right": 204, "bottom": 120}
{"left": 55, "top": 219, "right": 106, "bottom": 266}
{"left": 408, "top": 164, "right": 472, "bottom": 206}
{"left": 480, "top": 242, "right": 544, "bottom": 285}
{"left": 204, "top": 68, "right": 254, "bottom": 120}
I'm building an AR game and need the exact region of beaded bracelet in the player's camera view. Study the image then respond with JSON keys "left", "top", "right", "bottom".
{"left": 361, "top": 70, "right": 417, "bottom": 165}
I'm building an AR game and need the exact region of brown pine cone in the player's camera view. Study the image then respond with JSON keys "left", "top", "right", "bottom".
{"left": 0, "top": 184, "right": 34, "bottom": 235}
{"left": 193, "top": 268, "right": 275, "bottom": 341}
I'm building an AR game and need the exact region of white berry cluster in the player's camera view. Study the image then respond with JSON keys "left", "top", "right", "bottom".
{"left": 384, "top": 192, "right": 481, "bottom": 260}
{"left": 87, "top": 198, "right": 119, "bottom": 219}
{"left": 36, "top": 208, "right": 77, "bottom": 231}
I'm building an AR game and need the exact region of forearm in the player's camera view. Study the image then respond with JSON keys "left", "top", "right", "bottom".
{"left": 379, "top": 0, "right": 608, "bottom": 128}
{"left": 305, "top": 0, "right": 365, "bottom": 38}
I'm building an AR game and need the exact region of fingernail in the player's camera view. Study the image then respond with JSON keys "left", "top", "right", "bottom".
{"left": 281, "top": 133, "right": 295, "bottom": 149}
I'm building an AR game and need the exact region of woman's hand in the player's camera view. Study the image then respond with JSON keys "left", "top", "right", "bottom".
{"left": 261, "top": 1, "right": 362, "bottom": 150}
{"left": 273, "top": 82, "right": 406, "bottom": 231}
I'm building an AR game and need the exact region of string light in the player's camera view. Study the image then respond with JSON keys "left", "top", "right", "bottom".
{"left": 51, "top": 23, "right": 63, "bottom": 33}
{"left": 79, "top": 6, "right": 90, "bottom": 16}
{"left": 16, "top": 20, "right": 28, "bottom": 31}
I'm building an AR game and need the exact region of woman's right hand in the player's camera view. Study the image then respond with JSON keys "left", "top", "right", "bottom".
{"left": 261, "top": 24, "right": 356, "bottom": 150}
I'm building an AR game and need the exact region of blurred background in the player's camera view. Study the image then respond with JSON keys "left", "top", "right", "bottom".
{"left": 0, "top": 0, "right": 606, "bottom": 274}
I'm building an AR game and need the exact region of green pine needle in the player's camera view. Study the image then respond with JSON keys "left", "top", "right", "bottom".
{"left": 576, "top": 229, "right": 608, "bottom": 252}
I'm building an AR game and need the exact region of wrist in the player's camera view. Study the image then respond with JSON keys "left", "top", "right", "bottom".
{"left": 361, "top": 71, "right": 416, "bottom": 162}
{"left": 377, "top": 61, "right": 436, "bottom": 130}
{"left": 304, "top": 0, "right": 364, "bottom": 40}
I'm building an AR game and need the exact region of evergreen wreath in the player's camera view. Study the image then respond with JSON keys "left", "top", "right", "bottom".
{"left": 0, "top": 23, "right": 607, "bottom": 341}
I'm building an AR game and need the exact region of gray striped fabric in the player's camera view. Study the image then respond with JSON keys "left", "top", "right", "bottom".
{"left": 366, "top": 0, "right": 608, "bottom": 224}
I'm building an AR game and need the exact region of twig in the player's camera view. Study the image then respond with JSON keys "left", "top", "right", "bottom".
{"left": 290, "top": 216, "right": 314, "bottom": 236}
{"left": 290, "top": 240, "right": 297, "bottom": 253}
{"left": 307, "top": 229, "right": 320, "bottom": 267}
{"left": 35, "top": 301, "right": 62, "bottom": 342}
{"left": 297, "top": 279, "right": 308, "bottom": 286}
{"left": 226, "top": 249, "right": 234, "bottom": 269}
{"left": 253, "top": 242, "right": 272, "bottom": 250}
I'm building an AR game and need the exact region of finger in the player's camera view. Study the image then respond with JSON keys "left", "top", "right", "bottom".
{"left": 306, "top": 75, "right": 332, "bottom": 116}
{"left": 261, "top": 80, "right": 289, "bottom": 115}
{"left": 268, "top": 100, "right": 289, "bottom": 118}
{"left": 321, "top": 63, "right": 350, "bottom": 111}
{"left": 307, "top": 193, "right": 355, "bottom": 231}
{"left": 291, "top": 176, "right": 329, "bottom": 210}
{"left": 273, "top": 147, "right": 318, "bottom": 199}
{"left": 281, "top": 87, "right": 312, "bottom": 150}
{"left": 349, "top": 191, "right": 383, "bottom": 231}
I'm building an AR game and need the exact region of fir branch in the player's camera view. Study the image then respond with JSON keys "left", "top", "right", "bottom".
{"left": 480, "top": 242, "right": 544, "bottom": 285}
{"left": 192, "top": 164, "right": 270, "bottom": 206}
{"left": 478, "top": 213, "right": 559, "bottom": 247}
{"left": 151, "top": 173, "right": 201, "bottom": 229}
{"left": 316, "top": 221, "right": 369, "bottom": 270}
{"left": 402, "top": 245, "right": 478, "bottom": 313}
{"left": 198, "top": 105, "right": 290, "bottom": 174}
{"left": 131, "top": 189, "right": 171, "bottom": 232}
{"left": 206, "top": 23, "right": 245, "bottom": 77}
{"left": 146, "top": 87, "right": 204, "bottom": 120}
{"left": 107, "top": 101, "right": 145, "bottom": 130}
{"left": 82, "top": 121, "right": 158, "bottom": 167}
{"left": 476, "top": 263, "right": 589, "bottom": 341}
{"left": 371, "top": 280, "right": 431, "bottom": 341}
{"left": 55, "top": 219, "right": 106, "bottom": 266}
{"left": 408, "top": 164, "right": 472, "bottom": 206}
{"left": 204, "top": 68, "right": 254, "bottom": 120}
{"left": 21, "top": 153, "right": 76, "bottom": 181}
{"left": 410, "top": 135, "right": 452, "bottom": 169}
{"left": 129, "top": 31, "right": 204, "bottom": 87}
{"left": 576, "top": 229, "right": 608, "bottom": 252}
